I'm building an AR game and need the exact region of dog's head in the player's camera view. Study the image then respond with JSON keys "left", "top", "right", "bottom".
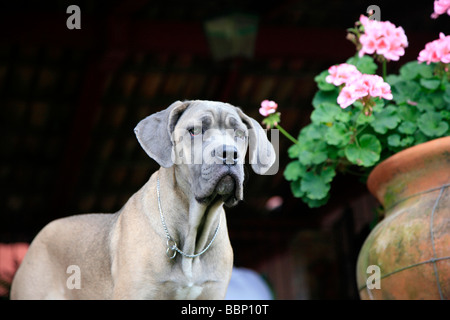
{"left": 134, "top": 100, "right": 276, "bottom": 207}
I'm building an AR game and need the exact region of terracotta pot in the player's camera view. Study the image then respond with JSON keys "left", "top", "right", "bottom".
{"left": 356, "top": 136, "right": 450, "bottom": 300}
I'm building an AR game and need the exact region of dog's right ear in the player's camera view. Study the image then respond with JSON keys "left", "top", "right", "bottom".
{"left": 234, "top": 107, "right": 277, "bottom": 175}
{"left": 134, "top": 100, "right": 189, "bottom": 167}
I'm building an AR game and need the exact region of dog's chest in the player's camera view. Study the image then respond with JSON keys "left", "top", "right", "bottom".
{"left": 174, "top": 282, "right": 204, "bottom": 299}
{"left": 159, "top": 278, "right": 208, "bottom": 300}
{"left": 174, "top": 257, "right": 204, "bottom": 299}
{"left": 161, "top": 262, "right": 217, "bottom": 299}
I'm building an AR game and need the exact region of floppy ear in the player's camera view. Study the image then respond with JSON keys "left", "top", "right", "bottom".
{"left": 235, "top": 108, "right": 277, "bottom": 175}
{"left": 134, "top": 100, "right": 190, "bottom": 167}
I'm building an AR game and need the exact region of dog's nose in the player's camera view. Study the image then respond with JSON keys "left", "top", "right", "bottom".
{"left": 216, "top": 145, "right": 238, "bottom": 165}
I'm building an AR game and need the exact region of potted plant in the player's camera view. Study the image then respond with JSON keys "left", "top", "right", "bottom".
{"left": 259, "top": 4, "right": 450, "bottom": 299}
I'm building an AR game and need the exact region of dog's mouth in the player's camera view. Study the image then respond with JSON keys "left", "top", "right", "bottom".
{"left": 196, "top": 171, "right": 241, "bottom": 207}
{"left": 213, "top": 173, "right": 239, "bottom": 207}
{"left": 215, "top": 175, "right": 235, "bottom": 196}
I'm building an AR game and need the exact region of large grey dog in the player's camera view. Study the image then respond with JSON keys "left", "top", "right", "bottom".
{"left": 11, "top": 100, "right": 276, "bottom": 299}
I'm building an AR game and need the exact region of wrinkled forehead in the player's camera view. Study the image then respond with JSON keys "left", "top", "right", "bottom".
{"left": 177, "top": 102, "right": 243, "bottom": 128}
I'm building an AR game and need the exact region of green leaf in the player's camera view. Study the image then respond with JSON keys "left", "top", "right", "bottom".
{"left": 344, "top": 134, "right": 381, "bottom": 167}
{"left": 284, "top": 161, "right": 306, "bottom": 181}
{"left": 303, "top": 195, "right": 330, "bottom": 208}
{"left": 398, "top": 121, "right": 417, "bottom": 135}
{"left": 417, "top": 112, "right": 449, "bottom": 137}
{"left": 414, "top": 131, "right": 428, "bottom": 145}
{"left": 415, "top": 90, "right": 445, "bottom": 112}
{"left": 398, "top": 105, "right": 420, "bottom": 122}
{"left": 261, "top": 112, "right": 281, "bottom": 128}
{"left": 287, "top": 144, "right": 301, "bottom": 159}
{"left": 325, "top": 122, "right": 352, "bottom": 147}
{"left": 302, "top": 123, "right": 328, "bottom": 140}
{"left": 444, "top": 84, "right": 450, "bottom": 103}
{"left": 300, "top": 167, "right": 336, "bottom": 200}
{"left": 356, "top": 112, "right": 374, "bottom": 125}
{"left": 335, "top": 108, "right": 351, "bottom": 122}
{"left": 402, "top": 136, "right": 415, "bottom": 147}
{"left": 370, "top": 105, "right": 401, "bottom": 134}
{"left": 310, "top": 103, "right": 341, "bottom": 124}
{"left": 373, "top": 97, "right": 386, "bottom": 109}
{"left": 388, "top": 134, "right": 414, "bottom": 148}
{"left": 320, "top": 166, "right": 336, "bottom": 183}
{"left": 428, "top": 91, "right": 446, "bottom": 110}
{"left": 398, "top": 61, "right": 434, "bottom": 81}
{"left": 391, "top": 80, "right": 421, "bottom": 104}
{"left": 441, "top": 110, "right": 450, "bottom": 121}
{"left": 299, "top": 142, "right": 328, "bottom": 165}
{"left": 386, "top": 74, "right": 402, "bottom": 86}
{"left": 416, "top": 95, "right": 434, "bottom": 112}
{"left": 420, "top": 78, "right": 441, "bottom": 90}
{"left": 301, "top": 172, "right": 329, "bottom": 200}
{"left": 290, "top": 179, "right": 304, "bottom": 198}
{"left": 346, "top": 55, "right": 377, "bottom": 74}
{"left": 387, "top": 134, "right": 401, "bottom": 147}
{"left": 312, "top": 89, "right": 339, "bottom": 108}
{"left": 417, "top": 63, "right": 435, "bottom": 78}
{"left": 314, "top": 70, "right": 336, "bottom": 91}
{"left": 399, "top": 61, "right": 419, "bottom": 80}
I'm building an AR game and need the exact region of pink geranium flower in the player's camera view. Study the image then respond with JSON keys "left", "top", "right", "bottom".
{"left": 337, "top": 85, "right": 360, "bottom": 109}
{"left": 431, "top": 0, "right": 450, "bottom": 18}
{"left": 336, "top": 74, "right": 392, "bottom": 109}
{"left": 326, "top": 63, "right": 362, "bottom": 86}
{"left": 259, "top": 100, "right": 278, "bottom": 116}
{"left": 366, "top": 74, "right": 393, "bottom": 100}
{"left": 358, "top": 15, "right": 408, "bottom": 61}
{"left": 418, "top": 33, "right": 450, "bottom": 64}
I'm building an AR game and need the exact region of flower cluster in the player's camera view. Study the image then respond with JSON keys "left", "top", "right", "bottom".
{"left": 418, "top": 32, "right": 450, "bottom": 64}
{"left": 325, "top": 63, "right": 361, "bottom": 86}
{"left": 259, "top": 99, "right": 278, "bottom": 116}
{"left": 431, "top": 0, "right": 450, "bottom": 19}
{"left": 258, "top": 11, "right": 450, "bottom": 209}
{"left": 358, "top": 15, "right": 408, "bottom": 61}
{"left": 259, "top": 100, "right": 281, "bottom": 130}
{"left": 325, "top": 63, "right": 393, "bottom": 110}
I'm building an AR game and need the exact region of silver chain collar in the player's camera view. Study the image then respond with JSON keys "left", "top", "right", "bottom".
{"left": 156, "top": 175, "right": 221, "bottom": 259}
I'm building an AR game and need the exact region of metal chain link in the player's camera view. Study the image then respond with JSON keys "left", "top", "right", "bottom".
{"left": 156, "top": 175, "right": 221, "bottom": 259}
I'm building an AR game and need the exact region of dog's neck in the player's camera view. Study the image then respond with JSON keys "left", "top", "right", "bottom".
{"left": 155, "top": 167, "right": 224, "bottom": 264}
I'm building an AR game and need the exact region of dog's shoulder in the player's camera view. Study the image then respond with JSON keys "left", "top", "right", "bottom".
{"left": 34, "top": 213, "right": 117, "bottom": 248}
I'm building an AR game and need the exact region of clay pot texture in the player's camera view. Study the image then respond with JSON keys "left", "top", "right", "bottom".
{"left": 357, "top": 136, "right": 450, "bottom": 300}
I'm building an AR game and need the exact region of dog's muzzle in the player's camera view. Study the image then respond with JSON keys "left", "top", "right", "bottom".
{"left": 213, "top": 145, "right": 239, "bottom": 166}
{"left": 216, "top": 175, "right": 235, "bottom": 195}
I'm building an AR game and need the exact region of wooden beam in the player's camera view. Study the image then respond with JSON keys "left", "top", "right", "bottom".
{"left": 49, "top": 23, "right": 129, "bottom": 220}
{"left": 0, "top": 14, "right": 436, "bottom": 61}
{"left": 0, "top": 14, "right": 98, "bottom": 49}
{"left": 49, "top": 50, "right": 127, "bottom": 219}
{"left": 0, "top": 15, "right": 351, "bottom": 60}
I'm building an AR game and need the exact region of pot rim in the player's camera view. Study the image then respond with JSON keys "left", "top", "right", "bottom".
{"left": 367, "top": 136, "right": 450, "bottom": 206}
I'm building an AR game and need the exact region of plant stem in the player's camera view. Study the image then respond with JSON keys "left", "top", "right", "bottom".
{"left": 275, "top": 124, "right": 299, "bottom": 145}
{"left": 354, "top": 135, "right": 360, "bottom": 148}
{"left": 355, "top": 123, "right": 369, "bottom": 137}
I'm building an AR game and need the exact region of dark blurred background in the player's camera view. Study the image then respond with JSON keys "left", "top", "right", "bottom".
{"left": 0, "top": 0, "right": 446, "bottom": 299}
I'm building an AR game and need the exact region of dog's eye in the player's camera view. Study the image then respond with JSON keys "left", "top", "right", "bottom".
{"left": 235, "top": 129, "right": 246, "bottom": 139}
{"left": 189, "top": 127, "right": 202, "bottom": 136}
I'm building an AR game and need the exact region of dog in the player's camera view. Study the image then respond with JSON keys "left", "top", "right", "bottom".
{"left": 10, "top": 100, "right": 276, "bottom": 299}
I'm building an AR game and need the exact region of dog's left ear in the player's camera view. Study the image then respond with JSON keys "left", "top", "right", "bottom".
{"left": 235, "top": 108, "right": 277, "bottom": 175}
{"left": 134, "top": 100, "right": 190, "bottom": 167}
